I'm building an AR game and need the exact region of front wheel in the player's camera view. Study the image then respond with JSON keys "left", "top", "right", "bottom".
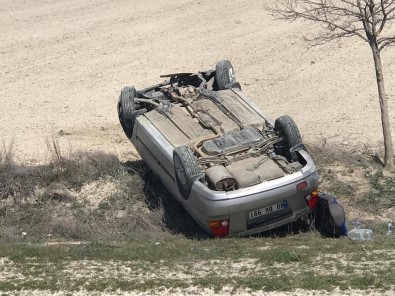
{"left": 118, "top": 86, "right": 136, "bottom": 138}
{"left": 215, "top": 60, "right": 237, "bottom": 90}
{"left": 274, "top": 115, "right": 302, "bottom": 162}
{"left": 173, "top": 146, "right": 202, "bottom": 200}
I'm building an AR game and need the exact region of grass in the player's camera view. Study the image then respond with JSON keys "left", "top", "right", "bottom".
{"left": 1, "top": 139, "right": 395, "bottom": 293}
{"left": 309, "top": 143, "right": 395, "bottom": 212}
{"left": 0, "top": 234, "right": 394, "bottom": 292}
{"left": 0, "top": 138, "right": 179, "bottom": 241}
{"left": 361, "top": 170, "right": 395, "bottom": 210}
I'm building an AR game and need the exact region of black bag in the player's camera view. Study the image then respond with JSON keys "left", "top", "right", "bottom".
{"left": 315, "top": 193, "right": 347, "bottom": 237}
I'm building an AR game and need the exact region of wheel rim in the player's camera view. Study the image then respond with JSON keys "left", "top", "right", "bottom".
{"left": 228, "top": 66, "right": 236, "bottom": 83}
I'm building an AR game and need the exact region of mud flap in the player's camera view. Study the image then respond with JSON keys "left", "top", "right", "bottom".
{"left": 315, "top": 193, "right": 347, "bottom": 238}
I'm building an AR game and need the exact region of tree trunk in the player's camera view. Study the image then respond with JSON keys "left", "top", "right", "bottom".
{"left": 370, "top": 43, "right": 394, "bottom": 169}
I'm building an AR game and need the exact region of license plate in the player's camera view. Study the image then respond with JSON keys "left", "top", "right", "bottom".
{"left": 248, "top": 201, "right": 288, "bottom": 220}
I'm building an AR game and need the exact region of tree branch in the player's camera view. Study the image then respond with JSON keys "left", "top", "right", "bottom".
{"left": 357, "top": 0, "right": 373, "bottom": 40}
{"left": 267, "top": 0, "right": 395, "bottom": 47}
{"left": 268, "top": 1, "right": 370, "bottom": 43}
{"left": 378, "top": 36, "right": 395, "bottom": 50}
{"left": 376, "top": 0, "right": 395, "bottom": 35}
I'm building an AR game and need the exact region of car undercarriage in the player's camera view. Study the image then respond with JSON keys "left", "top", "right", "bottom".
{"left": 117, "top": 60, "right": 324, "bottom": 237}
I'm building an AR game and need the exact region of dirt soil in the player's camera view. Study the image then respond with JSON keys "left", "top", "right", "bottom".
{"left": 2, "top": 0, "right": 395, "bottom": 164}
{"left": 1, "top": 0, "right": 395, "bottom": 295}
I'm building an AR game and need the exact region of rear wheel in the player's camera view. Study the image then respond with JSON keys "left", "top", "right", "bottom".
{"left": 274, "top": 115, "right": 302, "bottom": 162}
{"left": 173, "top": 146, "right": 202, "bottom": 200}
{"left": 118, "top": 86, "right": 137, "bottom": 138}
{"left": 215, "top": 60, "right": 237, "bottom": 90}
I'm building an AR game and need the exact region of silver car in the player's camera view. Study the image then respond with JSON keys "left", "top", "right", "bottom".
{"left": 118, "top": 60, "right": 319, "bottom": 237}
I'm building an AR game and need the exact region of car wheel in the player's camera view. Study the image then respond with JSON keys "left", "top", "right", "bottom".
{"left": 274, "top": 115, "right": 302, "bottom": 162}
{"left": 118, "top": 86, "right": 136, "bottom": 138}
{"left": 173, "top": 146, "right": 202, "bottom": 200}
{"left": 215, "top": 60, "right": 237, "bottom": 90}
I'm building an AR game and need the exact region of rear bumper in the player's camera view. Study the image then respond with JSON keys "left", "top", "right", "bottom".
{"left": 186, "top": 155, "right": 319, "bottom": 236}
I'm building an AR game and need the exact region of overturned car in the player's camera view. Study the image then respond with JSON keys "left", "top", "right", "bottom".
{"left": 118, "top": 60, "right": 320, "bottom": 237}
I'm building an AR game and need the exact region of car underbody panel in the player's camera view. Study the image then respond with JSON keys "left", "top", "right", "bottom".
{"left": 144, "top": 88, "right": 267, "bottom": 147}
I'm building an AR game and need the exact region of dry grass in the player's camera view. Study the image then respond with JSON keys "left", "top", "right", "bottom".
{"left": 0, "top": 138, "right": 172, "bottom": 241}
{"left": 307, "top": 142, "right": 395, "bottom": 213}
{"left": 0, "top": 141, "right": 14, "bottom": 172}
{"left": 0, "top": 138, "right": 394, "bottom": 242}
{"left": 0, "top": 139, "right": 395, "bottom": 294}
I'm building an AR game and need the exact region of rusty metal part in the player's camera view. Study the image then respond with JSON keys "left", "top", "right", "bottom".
{"left": 256, "top": 137, "right": 283, "bottom": 152}
{"left": 164, "top": 88, "right": 280, "bottom": 161}
{"left": 169, "top": 90, "right": 195, "bottom": 110}
{"left": 134, "top": 98, "right": 160, "bottom": 107}
{"left": 197, "top": 156, "right": 228, "bottom": 166}
{"left": 205, "top": 166, "right": 237, "bottom": 191}
{"left": 164, "top": 88, "right": 223, "bottom": 158}
{"left": 193, "top": 132, "right": 222, "bottom": 158}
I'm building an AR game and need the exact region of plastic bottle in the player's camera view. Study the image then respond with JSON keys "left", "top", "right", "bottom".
{"left": 348, "top": 228, "right": 373, "bottom": 241}
{"left": 352, "top": 220, "right": 362, "bottom": 229}
{"left": 387, "top": 221, "right": 394, "bottom": 236}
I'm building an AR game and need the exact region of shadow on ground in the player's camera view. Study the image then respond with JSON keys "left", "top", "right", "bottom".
{"left": 122, "top": 160, "right": 208, "bottom": 239}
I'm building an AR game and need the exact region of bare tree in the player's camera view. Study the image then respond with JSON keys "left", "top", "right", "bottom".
{"left": 268, "top": 0, "right": 395, "bottom": 168}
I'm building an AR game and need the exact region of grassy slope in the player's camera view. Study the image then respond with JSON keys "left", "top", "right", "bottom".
{"left": 0, "top": 142, "right": 395, "bottom": 293}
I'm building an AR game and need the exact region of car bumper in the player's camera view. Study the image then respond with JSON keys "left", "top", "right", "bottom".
{"left": 185, "top": 152, "right": 319, "bottom": 237}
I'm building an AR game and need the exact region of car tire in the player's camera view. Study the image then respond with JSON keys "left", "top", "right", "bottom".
{"left": 118, "top": 86, "right": 137, "bottom": 138}
{"left": 173, "top": 146, "right": 202, "bottom": 200}
{"left": 274, "top": 115, "right": 302, "bottom": 162}
{"left": 215, "top": 60, "right": 237, "bottom": 90}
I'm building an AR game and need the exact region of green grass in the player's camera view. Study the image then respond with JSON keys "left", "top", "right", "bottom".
{"left": 0, "top": 233, "right": 394, "bottom": 292}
